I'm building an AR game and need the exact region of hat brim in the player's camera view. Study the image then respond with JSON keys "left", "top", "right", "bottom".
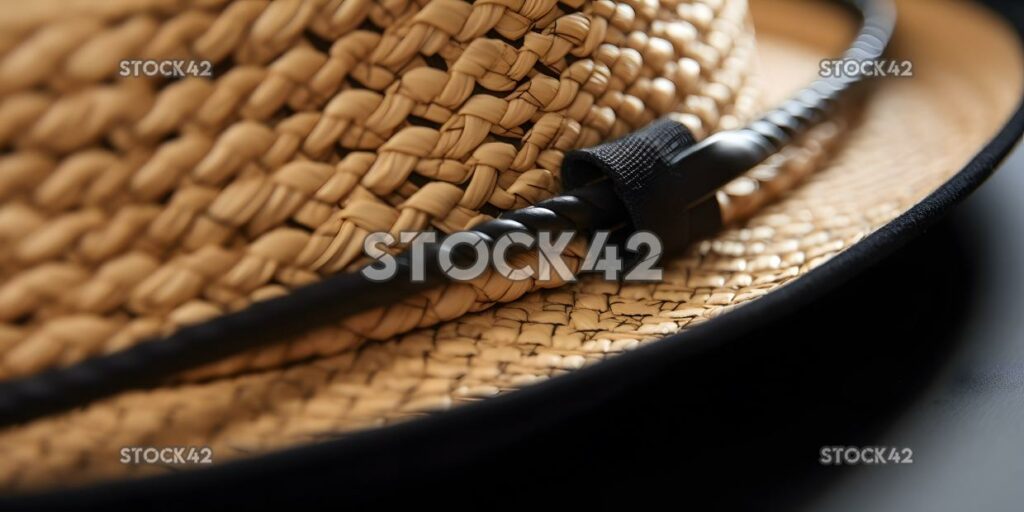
{"left": 2, "top": 0, "right": 1023, "bottom": 503}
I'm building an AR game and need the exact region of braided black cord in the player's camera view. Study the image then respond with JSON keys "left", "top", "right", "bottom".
{"left": 0, "top": 182, "right": 627, "bottom": 426}
{"left": 636, "top": 0, "right": 896, "bottom": 254}
{"left": 0, "top": 0, "right": 895, "bottom": 426}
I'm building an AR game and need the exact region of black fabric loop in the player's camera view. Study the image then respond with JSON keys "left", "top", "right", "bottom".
{"left": 562, "top": 118, "right": 695, "bottom": 216}
{"left": 561, "top": 118, "right": 703, "bottom": 256}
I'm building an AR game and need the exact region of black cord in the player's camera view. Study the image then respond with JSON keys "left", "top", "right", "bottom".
{"left": 0, "top": 0, "right": 895, "bottom": 427}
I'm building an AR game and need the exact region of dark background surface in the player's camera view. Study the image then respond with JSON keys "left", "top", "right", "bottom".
{"left": 804, "top": 142, "right": 1024, "bottom": 511}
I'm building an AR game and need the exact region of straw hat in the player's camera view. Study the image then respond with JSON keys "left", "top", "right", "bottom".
{"left": 0, "top": 0, "right": 1020, "bottom": 501}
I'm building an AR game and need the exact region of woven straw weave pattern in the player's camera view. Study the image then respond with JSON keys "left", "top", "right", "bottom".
{"left": 0, "top": 0, "right": 1021, "bottom": 491}
{"left": 0, "top": 0, "right": 757, "bottom": 381}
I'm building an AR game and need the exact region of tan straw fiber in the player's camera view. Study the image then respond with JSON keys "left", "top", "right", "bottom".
{"left": 0, "top": 0, "right": 757, "bottom": 380}
{"left": 0, "top": 0, "right": 1022, "bottom": 490}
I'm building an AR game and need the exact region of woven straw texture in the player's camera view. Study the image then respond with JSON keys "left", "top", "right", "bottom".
{"left": 0, "top": 0, "right": 757, "bottom": 381}
{"left": 0, "top": 0, "right": 1021, "bottom": 491}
